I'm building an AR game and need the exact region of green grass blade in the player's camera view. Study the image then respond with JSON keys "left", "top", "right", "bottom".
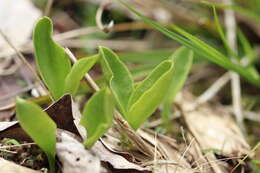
{"left": 116, "top": 0, "right": 260, "bottom": 86}
{"left": 80, "top": 88, "right": 114, "bottom": 148}
{"left": 99, "top": 46, "right": 134, "bottom": 115}
{"left": 119, "top": 49, "right": 173, "bottom": 63}
{"left": 127, "top": 60, "right": 174, "bottom": 130}
{"left": 201, "top": 1, "right": 260, "bottom": 22}
{"left": 16, "top": 98, "right": 56, "bottom": 173}
{"left": 212, "top": 6, "right": 237, "bottom": 58}
{"left": 64, "top": 55, "right": 99, "bottom": 96}
{"left": 238, "top": 29, "right": 257, "bottom": 66}
{"left": 33, "top": 17, "right": 71, "bottom": 100}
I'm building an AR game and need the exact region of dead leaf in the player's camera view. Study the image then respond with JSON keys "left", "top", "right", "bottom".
{"left": 56, "top": 130, "right": 102, "bottom": 173}
{"left": 176, "top": 92, "right": 251, "bottom": 173}
{"left": 92, "top": 140, "right": 149, "bottom": 172}
{"left": 0, "top": 158, "right": 40, "bottom": 173}
{"left": 45, "top": 94, "right": 79, "bottom": 135}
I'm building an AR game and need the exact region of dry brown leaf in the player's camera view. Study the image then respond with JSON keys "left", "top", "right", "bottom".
{"left": 56, "top": 130, "right": 102, "bottom": 173}
{"left": 92, "top": 140, "right": 150, "bottom": 172}
{"left": 0, "top": 158, "right": 40, "bottom": 173}
{"left": 176, "top": 92, "right": 251, "bottom": 172}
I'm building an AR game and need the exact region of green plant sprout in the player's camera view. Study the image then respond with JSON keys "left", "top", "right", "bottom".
{"left": 16, "top": 98, "right": 56, "bottom": 173}
{"left": 16, "top": 16, "right": 196, "bottom": 171}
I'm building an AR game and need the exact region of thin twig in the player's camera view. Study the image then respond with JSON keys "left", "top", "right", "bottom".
{"left": 44, "top": 0, "right": 54, "bottom": 17}
{"left": 223, "top": 0, "right": 245, "bottom": 131}
{"left": 0, "top": 30, "right": 49, "bottom": 98}
{"left": 194, "top": 72, "right": 230, "bottom": 107}
{"left": 96, "top": 0, "right": 114, "bottom": 32}
{"left": 64, "top": 48, "right": 155, "bottom": 158}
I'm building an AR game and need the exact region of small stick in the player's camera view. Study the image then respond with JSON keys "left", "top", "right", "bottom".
{"left": 96, "top": 0, "right": 114, "bottom": 32}
{"left": 44, "top": 0, "right": 54, "bottom": 17}
{"left": 0, "top": 30, "right": 50, "bottom": 98}
{"left": 223, "top": 0, "right": 245, "bottom": 131}
{"left": 194, "top": 72, "right": 230, "bottom": 107}
{"left": 64, "top": 48, "right": 155, "bottom": 158}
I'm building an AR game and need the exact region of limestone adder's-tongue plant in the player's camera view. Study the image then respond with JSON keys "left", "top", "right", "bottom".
{"left": 99, "top": 46, "right": 134, "bottom": 116}
{"left": 16, "top": 98, "right": 56, "bottom": 173}
{"left": 33, "top": 17, "right": 98, "bottom": 100}
{"left": 33, "top": 17, "right": 71, "bottom": 100}
{"left": 99, "top": 46, "right": 175, "bottom": 130}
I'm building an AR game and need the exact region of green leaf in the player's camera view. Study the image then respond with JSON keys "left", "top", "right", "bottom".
{"left": 212, "top": 6, "right": 237, "bottom": 58}
{"left": 201, "top": 1, "right": 260, "bottom": 23}
{"left": 126, "top": 60, "right": 174, "bottom": 130}
{"left": 80, "top": 88, "right": 114, "bottom": 148}
{"left": 116, "top": 0, "right": 260, "bottom": 87}
{"left": 16, "top": 98, "right": 56, "bottom": 173}
{"left": 162, "top": 47, "right": 193, "bottom": 127}
{"left": 99, "top": 46, "right": 134, "bottom": 115}
{"left": 33, "top": 17, "right": 71, "bottom": 100}
{"left": 64, "top": 55, "right": 99, "bottom": 96}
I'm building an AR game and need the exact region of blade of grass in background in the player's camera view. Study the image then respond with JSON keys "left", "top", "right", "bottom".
{"left": 212, "top": 6, "right": 237, "bottom": 59}
{"left": 119, "top": 49, "right": 173, "bottom": 63}
{"left": 237, "top": 29, "right": 257, "bottom": 67}
{"left": 116, "top": 0, "right": 260, "bottom": 87}
{"left": 201, "top": 1, "right": 260, "bottom": 23}
{"left": 127, "top": 60, "right": 174, "bottom": 130}
{"left": 64, "top": 55, "right": 99, "bottom": 96}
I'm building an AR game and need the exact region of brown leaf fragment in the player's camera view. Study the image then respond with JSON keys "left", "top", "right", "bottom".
{"left": 45, "top": 94, "right": 79, "bottom": 135}
{"left": 92, "top": 140, "right": 150, "bottom": 172}
{"left": 0, "top": 158, "right": 40, "bottom": 173}
{"left": 56, "top": 130, "right": 103, "bottom": 173}
{"left": 0, "top": 94, "right": 82, "bottom": 141}
{"left": 0, "top": 121, "right": 30, "bottom": 141}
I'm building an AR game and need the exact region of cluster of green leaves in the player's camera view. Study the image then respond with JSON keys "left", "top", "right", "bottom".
{"left": 16, "top": 17, "right": 194, "bottom": 172}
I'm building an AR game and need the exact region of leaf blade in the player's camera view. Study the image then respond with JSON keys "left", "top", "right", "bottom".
{"left": 117, "top": 0, "right": 260, "bottom": 87}
{"left": 99, "top": 46, "right": 134, "bottom": 115}
{"left": 80, "top": 88, "right": 114, "bottom": 148}
{"left": 64, "top": 55, "right": 99, "bottom": 96}
{"left": 16, "top": 98, "right": 56, "bottom": 173}
{"left": 127, "top": 60, "right": 174, "bottom": 130}
{"left": 33, "top": 17, "right": 71, "bottom": 100}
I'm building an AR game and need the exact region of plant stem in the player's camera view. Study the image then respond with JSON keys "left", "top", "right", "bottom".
{"left": 0, "top": 30, "right": 51, "bottom": 99}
